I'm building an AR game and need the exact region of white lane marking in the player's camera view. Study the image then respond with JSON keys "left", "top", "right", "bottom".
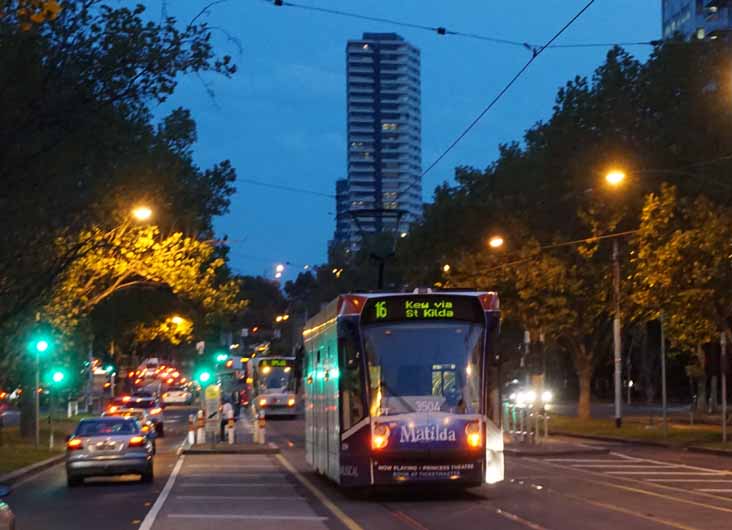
{"left": 495, "top": 508, "right": 550, "bottom": 530}
{"left": 138, "top": 455, "right": 184, "bottom": 530}
{"left": 175, "top": 495, "right": 307, "bottom": 500}
{"left": 572, "top": 464, "right": 676, "bottom": 468}
{"left": 179, "top": 482, "right": 294, "bottom": 488}
{"left": 645, "top": 479, "right": 732, "bottom": 483}
{"left": 606, "top": 471, "right": 724, "bottom": 476}
{"left": 183, "top": 472, "right": 287, "bottom": 478}
{"left": 610, "top": 451, "right": 732, "bottom": 474}
{"left": 698, "top": 489, "right": 732, "bottom": 493}
{"left": 543, "top": 458, "right": 628, "bottom": 463}
{"left": 168, "top": 514, "right": 327, "bottom": 521}
{"left": 185, "top": 464, "right": 272, "bottom": 469}
{"left": 275, "top": 453, "right": 364, "bottom": 530}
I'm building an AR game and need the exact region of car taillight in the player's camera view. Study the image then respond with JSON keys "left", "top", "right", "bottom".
{"left": 67, "top": 438, "right": 83, "bottom": 450}
{"left": 372, "top": 424, "right": 390, "bottom": 450}
{"left": 128, "top": 436, "right": 146, "bottom": 447}
{"left": 150, "top": 407, "right": 162, "bottom": 415}
{"left": 465, "top": 421, "right": 482, "bottom": 448}
{"left": 108, "top": 406, "right": 118, "bottom": 413}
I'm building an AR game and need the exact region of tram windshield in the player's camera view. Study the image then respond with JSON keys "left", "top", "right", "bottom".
{"left": 363, "top": 321, "right": 484, "bottom": 416}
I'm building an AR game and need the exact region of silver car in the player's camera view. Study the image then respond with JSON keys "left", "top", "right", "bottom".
{"left": 65, "top": 417, "right": 155, "bottom": 487}
{"left": 0, "top": 485, "right": 14, "bottom": 530}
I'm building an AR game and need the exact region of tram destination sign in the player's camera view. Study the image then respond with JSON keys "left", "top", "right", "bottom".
{"left": 362, "top": 295, "right": 483, "bottom": 324}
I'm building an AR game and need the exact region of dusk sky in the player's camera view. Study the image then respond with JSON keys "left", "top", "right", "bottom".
{"left": 152, "top": 1, "right": 661, "bottom": 282}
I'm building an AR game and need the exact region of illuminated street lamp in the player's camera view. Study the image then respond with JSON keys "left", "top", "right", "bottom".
{"left": 275, "top": 272, "right": 282, "bottom": 279}
{"left": 605, "top": 170, "right": 626, "bottom": 187}
{"left": 131, "top": 205, "right": 153, "bottom": 221}
{"left": 275, "top": 263, "right": 285, "bottom": 273}
{"left": 171, "top": 315, "right": 185, "bottom": 325}
{"left": 488, "top": 235, "right": 505, "bottom": 249}
{"left": 442, "top": 264, "right": 451, "bottom": 273}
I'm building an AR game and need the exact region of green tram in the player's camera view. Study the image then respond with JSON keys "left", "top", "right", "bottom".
{"left": 303, "top": 290, "right": 503, "bottom": 487}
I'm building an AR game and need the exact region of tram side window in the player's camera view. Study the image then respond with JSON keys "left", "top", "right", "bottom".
{"left": 340, "top": 325, "right": 366, "bottom": 431}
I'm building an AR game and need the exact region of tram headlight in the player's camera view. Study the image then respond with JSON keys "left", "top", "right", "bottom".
{"left": 372, "top": 423, "right": 390, "bottom": 450}
{"left": 525, "top": 390, "right": 537, "bottom": 404}
{"left": 465, "top": 421, "right": 482, "bottom": 449}
{"left": 259, "top": 398, "right": 267, "bottom": 407}
{"left": 287, "top": 397, "right": 296, "bottom": 407}
{"left": 541, "top": 390, "right": 553, "bottom": 403}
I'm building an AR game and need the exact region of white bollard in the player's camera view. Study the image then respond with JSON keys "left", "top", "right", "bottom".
{"left": 195, "top": 410, "right": 206, "bottom": 445}
{"left": 187, "top": 414, "right": 196, "bottom": 445}
{"left": 227, "top": 419, "right": 235, "bottom": 444}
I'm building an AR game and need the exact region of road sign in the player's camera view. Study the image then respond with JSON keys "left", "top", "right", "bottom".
{"left": 204, "top": 384, "right": 221, "bottom": 434}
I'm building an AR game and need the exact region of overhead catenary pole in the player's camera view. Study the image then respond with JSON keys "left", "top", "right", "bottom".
{"left": 660, "top": 312, "right": 667, "bottom": 439}
{"left": 34, "top": 349, "right": 40, "bottom": 448}
{"left": 612, "top": 238, "right": 623, "bottom": 428}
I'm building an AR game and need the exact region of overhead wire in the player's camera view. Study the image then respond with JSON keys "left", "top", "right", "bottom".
{"left": 266, "top": 0, "right": 658, "bottom": 52}
{"left": 238, "top": 177, "right": 334, "bottom": 198}
{"left": 418, "top": 0, "right": 598, "bottom": 182}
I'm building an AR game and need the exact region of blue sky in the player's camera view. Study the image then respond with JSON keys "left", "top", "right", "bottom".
{"left": 151, "top": 0, "right": 660, "bottom": 281}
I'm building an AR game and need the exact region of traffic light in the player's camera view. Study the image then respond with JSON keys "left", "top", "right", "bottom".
{"left": 46, "top": 368, "right": 68, "bottom": 387}
{"left": 215, "top": 352, "right": 228, "bottom": 363}
{"left": 104, "top": 364, "right": 115, "bottom": 374}
{"left": 28, "top": 336, "right": 51, "bottom": 355}
{"left": 195, "top": 368, "right": 212, "bottom": 385}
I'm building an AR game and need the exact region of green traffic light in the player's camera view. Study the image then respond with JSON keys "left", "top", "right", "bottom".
{"left": 36, "top": 340, "right": 49, "bottom": 353}
{"left": 52, "top": 371, "right": 65, "bottom": 383}
{"left": 215, "top": 353, "right": 227, "bottom": 363}
{"left": 104, "top": 365, "right": 114, "bottom": 373}
{"left": 198, "top": 371, "right": 211, "bottom": 383}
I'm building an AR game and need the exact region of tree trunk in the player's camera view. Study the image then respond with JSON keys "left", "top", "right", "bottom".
{"left": 19, "top": 368, "right": 35, "bottom": 439}
{"left": 578, "top": 365, "right": 592, "bottom": 420}
{"left": 696, "top": 376, "right": 707, "bottom": 413}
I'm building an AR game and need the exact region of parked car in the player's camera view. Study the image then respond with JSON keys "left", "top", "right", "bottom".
{"left": 0, "top": 484, "right": 14, "bottom": 530}
{"left": 162, "top": 386, "right": 192, "bottom": 405}
{"left": 65, "top": 417, "right": 155, "bottom": 487}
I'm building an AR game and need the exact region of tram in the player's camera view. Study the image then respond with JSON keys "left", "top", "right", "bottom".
{"left": 251, "top": 356, "right": 298, "bottom": 418}
{"left": 303, "top": 290, "right": 503, "bottom": 487}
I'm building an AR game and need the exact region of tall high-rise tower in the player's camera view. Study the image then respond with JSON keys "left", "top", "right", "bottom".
{"left": 333, "top": 32, "right": 422, "bottom": 249}
{"left": 662, "top": 1, "right": 732, "bottom": 40}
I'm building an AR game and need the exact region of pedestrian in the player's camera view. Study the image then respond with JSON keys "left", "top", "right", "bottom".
{"left": 221, "top": 399, "right": 234, "bottom": 441}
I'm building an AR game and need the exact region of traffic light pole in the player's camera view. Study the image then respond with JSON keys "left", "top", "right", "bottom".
{"left": 34, "top": 350, "right": 40, "bottom": 448}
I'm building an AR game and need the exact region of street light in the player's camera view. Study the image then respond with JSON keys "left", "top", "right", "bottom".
{"left": 605, "top": 170, "right": 626, "bottom": 187}
{"left": 131, "top": 205, "right": 153, "bottom": 221}
{"left": 275, "top": 263, "right": 285, "bottom": 273}
{"left": 442, "top": 264, "right": 451, "bottom": 273}
{"left": 171, "top": 315, "right": 185, "bottom": 325}
{"left": 606, "top": 171, "right": 625, "bottom": 428}
{"left": 488, "top": 235, "right": 505, "bottom": 249}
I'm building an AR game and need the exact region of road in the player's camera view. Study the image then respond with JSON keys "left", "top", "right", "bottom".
{"left": 7, "top": 406, "right": 195, "bottom": 530}
{"left": 8, "top": 410, "right": 732, "bottom": 530}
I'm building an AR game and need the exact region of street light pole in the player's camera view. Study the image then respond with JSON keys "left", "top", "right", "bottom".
{"left": 612, "top": 238, "right": 623, "bottom": 429}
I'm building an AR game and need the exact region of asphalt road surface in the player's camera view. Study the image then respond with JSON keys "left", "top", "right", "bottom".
{"left": 7, "top": 406, "right": 195, "bottom": 530}
{"left": 7, "top": 410, "right": 732, "bottom": 530}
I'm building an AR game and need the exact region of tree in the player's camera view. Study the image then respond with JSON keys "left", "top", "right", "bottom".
{"left": 44, "top": 225, "right": 245, "bottom": 335}
{"left": 631, "top": 185, "right": 732, "bottom": 410}
{"left": 0, "top": 1, "right": 237, "bottom": 334}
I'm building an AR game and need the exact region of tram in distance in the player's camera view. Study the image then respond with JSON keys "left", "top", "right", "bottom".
{"left": 251, "top": 356, "right": 298, "bottom": 418}
{"left": 303, "top": 289, "right": 503, "bottom": 487}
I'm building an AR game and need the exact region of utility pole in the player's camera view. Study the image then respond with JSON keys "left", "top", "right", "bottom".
{"left": 612, "top": 238, "right": 623, "bottom": 428}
